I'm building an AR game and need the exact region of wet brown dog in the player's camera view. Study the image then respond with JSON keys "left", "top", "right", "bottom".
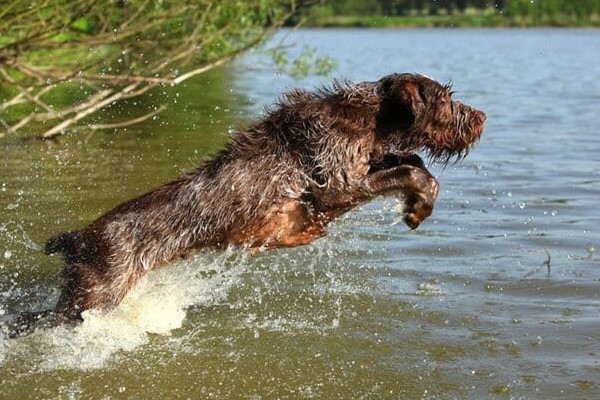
{"left": 44, "top": 73, "right": 485, "bottom": 323}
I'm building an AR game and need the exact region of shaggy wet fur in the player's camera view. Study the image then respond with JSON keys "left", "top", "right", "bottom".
{"left": 39, "top": 72, "right": 485, "bottom": 324}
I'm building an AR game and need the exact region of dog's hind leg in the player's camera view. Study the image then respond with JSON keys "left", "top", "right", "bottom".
{"left": 53, "top": 259, "right": 145, "bottom": 321}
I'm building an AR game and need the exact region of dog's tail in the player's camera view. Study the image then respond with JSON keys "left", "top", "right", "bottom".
{"left": 44, "top": 230, "right": 79, "bottom": 256}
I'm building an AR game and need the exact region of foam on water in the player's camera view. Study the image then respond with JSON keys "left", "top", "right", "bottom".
{"left": 0, "top": 250, "right": 248, "bottom": 371}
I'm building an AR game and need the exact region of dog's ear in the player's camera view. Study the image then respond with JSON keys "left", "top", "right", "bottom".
{"left": 377, "top": 74, "right": 424, "bottom": 129}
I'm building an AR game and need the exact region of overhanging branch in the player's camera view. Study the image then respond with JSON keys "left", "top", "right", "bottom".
{"left": 0, "top": 0, "right": 309, "bottom": 139}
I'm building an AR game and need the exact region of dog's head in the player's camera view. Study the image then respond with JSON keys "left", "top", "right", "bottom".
{"left": 375, "top": 73, "right": 486, "bottom": 162}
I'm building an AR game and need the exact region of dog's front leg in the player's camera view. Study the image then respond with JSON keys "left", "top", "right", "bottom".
{"left": 362, "top": 164, "right": 439, "bottom": 229}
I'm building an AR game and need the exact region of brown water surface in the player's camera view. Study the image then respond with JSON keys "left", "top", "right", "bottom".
{"left": 1, "top": 29, "right": 599, "bottom": 399}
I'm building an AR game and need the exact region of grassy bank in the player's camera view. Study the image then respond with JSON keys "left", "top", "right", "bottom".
{"left": 300, "top": 11, "right": 600, "bottom": 28}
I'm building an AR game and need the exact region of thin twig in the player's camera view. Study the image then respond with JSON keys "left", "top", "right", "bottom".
{"left": 1, "top": 72, "right": 54, "bottom": 112}
{"left": 88, "top": 105, "right": 166, "bottom": 130}
{"left": 0, "top": 118, "right": 13, "bottom": 137}
{"left": 172, "top": 56, "right": 231, "bottom": 84}
{"left": 41, "top": 84, "right": 138, "bottom": 139}
{"left": 11, "top": 89, "right": 114, "bottom": 132}
{"left": 0, "top": 82, "right": 53, "bottom": 111}
{"left": 75, "top": 73, "right": 171, "bottom": 85}
{"left": 0, "top": 91, "right": 27, "bottom": 111}
{"left": 543, "top": 248, "right": 551, "bottom": 276}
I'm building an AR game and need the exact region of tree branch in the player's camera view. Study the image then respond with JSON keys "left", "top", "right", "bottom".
{"left": 87, "top": 105, "right": 166, "bottom": 130}
{"left": 41, "top": 85, "right": 136, "bottom": 139}
{"left": 1, "top": 1, "right": 306, "bottom": 139}
{"left": 12, "top": 89, "right": 114, "bottom": 132}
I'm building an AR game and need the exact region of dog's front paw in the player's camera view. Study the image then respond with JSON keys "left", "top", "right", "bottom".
{"left": 402, "top": 195, "right": 431, "bottom": 229}
{"left": 402, "top": 176, "right": 438, "bottom": 230}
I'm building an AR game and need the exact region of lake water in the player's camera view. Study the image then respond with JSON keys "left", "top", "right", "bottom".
{"left": 1, "top": 28, "right": 599, "bottom": 399}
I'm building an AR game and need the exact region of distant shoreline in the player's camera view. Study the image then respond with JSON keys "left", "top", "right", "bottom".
{"left": 295, "top": 14, "right": 600, "bottom": 29}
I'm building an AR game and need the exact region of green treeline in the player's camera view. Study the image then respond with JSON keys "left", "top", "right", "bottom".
{"left": 299, "top": 0, "right": 600, "bottom": 27}
{"left": 307, "top": 0, "right": 599, "bottom": 17}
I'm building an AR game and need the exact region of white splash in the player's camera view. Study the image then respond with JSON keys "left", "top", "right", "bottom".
{"left": 2, "top": 250, "right": 247, "bottom": 371}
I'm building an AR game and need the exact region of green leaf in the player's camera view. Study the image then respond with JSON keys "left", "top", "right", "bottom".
{"left": 72, "top": 18, "right": 91, "bottom": 32}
